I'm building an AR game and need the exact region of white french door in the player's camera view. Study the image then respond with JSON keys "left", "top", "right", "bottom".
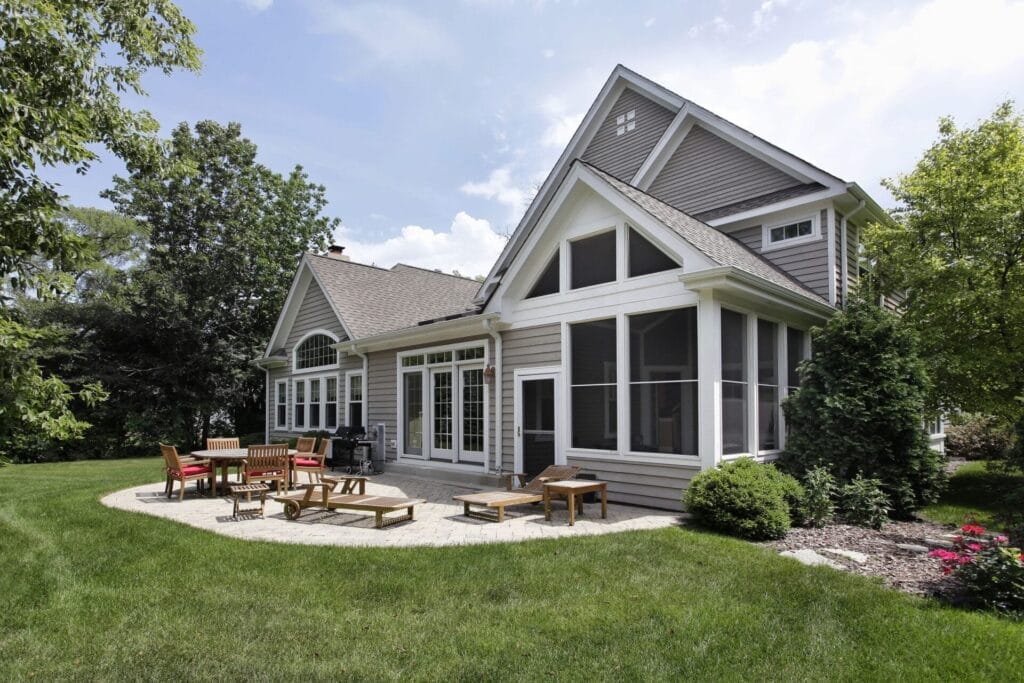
{"left": 429, "top": 368, "right": 455, "bottom": 461}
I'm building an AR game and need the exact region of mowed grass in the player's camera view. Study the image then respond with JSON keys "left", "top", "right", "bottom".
{"left": 2, "top": 460, "right": 1022, "bottom": 681}
{"left": 919, "top": 460, "right": 1024, "bottom": 529}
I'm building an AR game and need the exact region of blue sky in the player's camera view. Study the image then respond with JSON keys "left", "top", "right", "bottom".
{"left": 47, "top": 0, "right": 1024, "bottom": 277}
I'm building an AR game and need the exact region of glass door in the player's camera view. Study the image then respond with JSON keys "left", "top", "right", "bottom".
{"left": 403, "top": 372, "right": 424, "bottom": 457}
{"left": 458, "top": 366, "right": 485, "bottom": 464}
{"left": 430, "top": 368, "right": 455, "bottom": 460}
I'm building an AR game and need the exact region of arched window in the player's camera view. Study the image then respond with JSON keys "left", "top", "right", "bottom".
{"left": 295, "top": 333, "right": 337, "bottom": 370}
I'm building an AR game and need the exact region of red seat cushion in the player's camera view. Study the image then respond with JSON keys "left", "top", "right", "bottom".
{"left": 294, "top": 458, "right": 320, "bottom": 467}
{"left": 173, "top": 465, "right": 211, "bottom": 476}
{"left": 248, "top": 469, "right": 283, "bottom": 476}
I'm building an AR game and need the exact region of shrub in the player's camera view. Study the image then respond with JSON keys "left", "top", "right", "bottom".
{"left": 801, "top": 467, "right": 837, "bottom": 528}
{"left": 930, "top": 523, "right": 1024, "bottom": 618}
{"left": 839, "top": 475, "right": 890, "bottom": 529}
{"left": 683, "top": 458, "right": 793, "bottom": 540}
{"left": 945, "top": 414, "right": 1014, "bottom": 461}
{"left": 780, "top": 298, "right": 946, "bottom": 518}
{"left": 775, "top": 467, "right": 807, "bottom": 527}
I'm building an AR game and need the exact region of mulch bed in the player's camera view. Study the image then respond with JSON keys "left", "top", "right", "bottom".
{"left": 760, "top": 520, "right": 967, "bottom": 603}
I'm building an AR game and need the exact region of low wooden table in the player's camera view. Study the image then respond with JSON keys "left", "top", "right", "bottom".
{"left": 543, "top": 480, "right": 607, "bottom": 526}
{"left": 229, "top": 483, "right": 269, "bottom": 519}
{"left": 452, "top": 491, "right": 542, "bottom": 523}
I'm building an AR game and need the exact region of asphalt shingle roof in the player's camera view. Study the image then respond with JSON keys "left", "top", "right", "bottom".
{"left": 305, "top": 255, "right": 482, "bottom": 340}
{"left": 582, "top": 161, "right": 830, "bottom": 306}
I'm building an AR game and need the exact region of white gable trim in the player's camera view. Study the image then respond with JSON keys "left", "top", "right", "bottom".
{"left": 263, "top": 255, "right": 353, "bottom": 357}
{"left": 634, "top": 107, "right": 842, "bottom": 192}
{"left": 484, "top": 163, "right": 716, "bottom": 310}
{"left": 474, "top": 65, "right": 684, "bottom": 306}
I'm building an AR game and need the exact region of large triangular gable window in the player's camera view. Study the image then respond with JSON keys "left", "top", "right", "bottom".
{"left": 628, "top": 226, "right": 679, "bottom": 277}
{"left": 525, "top": 248, "right": 559, "bottom": 299}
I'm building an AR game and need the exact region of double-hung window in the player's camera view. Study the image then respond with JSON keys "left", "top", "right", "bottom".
{"left": 325, "top": 377, "right": 338, "bottom": 430}
{"left": 570, "top": 319, "right": 617, "bottom": 450}
{"left": 629, "top": 308, "right": 698, "bottom": 455}
{"left": 294, "top": 380, "right": 306, "bottom": 429}
{"left": 346, "top": 372, "right": 364, "bottom": 428}
{"left": 275, "top": 381, "right": 287, "bottom": 430}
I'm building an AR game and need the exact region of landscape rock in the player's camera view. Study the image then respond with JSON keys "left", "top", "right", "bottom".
{"left": 895, "top": 543, "right": 929, "bottom": 553}
{"left": 821, "top": 548, "right": 869, "bottom": 564}
{"left": 924, "top": 537, "right": 954, "bottom": 549}
{"left": 780, "top": 549, "right": 847, "bottom": 570}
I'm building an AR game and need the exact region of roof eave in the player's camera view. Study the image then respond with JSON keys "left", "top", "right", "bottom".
{"left": 680, "top": 267, "right": 834, "bottom": 318}
{"left": 334, "top": 312, "right": 500, "bottom": 354}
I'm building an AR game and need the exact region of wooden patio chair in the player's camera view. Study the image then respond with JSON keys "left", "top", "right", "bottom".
{"left": 161, "top": 444, "right": 212, "bottom": 501}
{"left": 207, "top": 436, "right": 242, "bottom": 479}
{"left": 243, "top": 444, "right": 289, "bottom": 495}
{"left": 453, "top": 465, "right": 581, "bottom": 522}
{"left": 293, "top": 438, "right": 328, "bottom": 485}
{"left": 294, "top": 436, "right": 316, "bottom": 455}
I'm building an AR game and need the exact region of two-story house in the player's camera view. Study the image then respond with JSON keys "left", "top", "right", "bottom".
{"left": 256, "top": 65, "right": 891, "bottom": 510}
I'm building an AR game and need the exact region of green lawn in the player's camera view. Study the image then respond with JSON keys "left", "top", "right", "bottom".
{"left": 919, "top": 460, "right": 1024, "bottom": 529}
{"left": 2, "top": 459, "right": 1022, "bottom": 680}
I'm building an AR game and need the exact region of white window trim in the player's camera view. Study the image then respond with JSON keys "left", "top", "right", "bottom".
{"left": 275, "top": 380, "right": 288, "bottom": 430}
{"left": 292, "top": 329, "right": 341, "bottom": 374}
{"left": 291, "top": 373, "right": 339, "bottom": 433}
{"left": 761, "top": 213, "right": 820, "bottom": 252}
{"left": 345, "top": 369, "right": 365, "bottom": 428}
{"left": 396, "top": 340, "right": 490, "bottom": 469}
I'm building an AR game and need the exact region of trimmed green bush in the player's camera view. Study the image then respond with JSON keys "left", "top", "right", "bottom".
{"left": 840, "top": 475, "right": 890, "bottom": 530}
{"left": 946, "top": 414, "right": 1014, "bottom": 461}
{"left": 683, "top": 458, "right": 796, "bottom": 540}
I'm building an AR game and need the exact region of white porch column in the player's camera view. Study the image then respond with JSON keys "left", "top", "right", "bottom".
{"left": 697, "top": 288, "right": 720, "bottom": 471}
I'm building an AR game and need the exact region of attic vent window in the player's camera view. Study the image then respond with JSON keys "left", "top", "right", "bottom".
{"left": 616, "top": 109, "right": 636, "bottom": 136}
{"left": 766, "top": 216, "right": 816, "bottom": 247}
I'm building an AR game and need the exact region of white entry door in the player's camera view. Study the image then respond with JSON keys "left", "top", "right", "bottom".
{"left": 429, "top": 368, "right": 455, "bottom": 460}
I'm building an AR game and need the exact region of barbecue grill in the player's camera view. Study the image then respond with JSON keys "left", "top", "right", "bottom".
{"left": 330, "top": 426, "right": 374, "bottom": 474}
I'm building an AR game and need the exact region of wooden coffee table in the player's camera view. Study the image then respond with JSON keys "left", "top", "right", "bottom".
{"left": 452, "top": 490, "right": 542, "bottom": 523}
{"left": 543, "top": 480, "right": 607, "bottom": 526}
{"left": 229, "top": 483, "right": 270, "bottom": 519}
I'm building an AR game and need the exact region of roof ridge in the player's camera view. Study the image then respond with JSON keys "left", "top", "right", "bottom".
{"left": 306, "top": 252, "right": 392, "bottom": 273}
{"left": 579, "top": 160, "right": 829, "bottom": 305}
{"left": 391, "top": 263, "right": 481, "bottom": 284}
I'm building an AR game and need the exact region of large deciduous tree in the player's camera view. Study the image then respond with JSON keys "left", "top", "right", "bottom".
{"left": 865, "top": 102, "right": 1024, "bottom": 421}
{"left": 0, "top": 1, "right": 199, "bottom": 461}
{"left": 102, "top": 120, "right": 338, "bottom": 450}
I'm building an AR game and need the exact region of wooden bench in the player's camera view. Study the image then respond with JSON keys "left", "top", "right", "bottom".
{"left": 452, "top": 491, "right": 544, "bottom": 523}
{"left": 275, "top": 479, "right": 423, "bottom": 529}
{"left": 229, "top": 483, "right": 269, "bottom": 519}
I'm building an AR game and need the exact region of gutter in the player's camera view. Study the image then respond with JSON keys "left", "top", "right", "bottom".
{"left": 485, "top": 318, "right": 503, "bottom": 475}
{"left": 349, "top": 343, "right": 370, "bottom": 444}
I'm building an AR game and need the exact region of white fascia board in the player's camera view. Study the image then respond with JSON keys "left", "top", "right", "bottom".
{"left": 475, "top": 66, "right": 685, "bottom": 306}
{"left": 706, "top": 187, "right": 847, "bottom": 228}
{"left": 334, "top": 313, "right": 500, "bottom": 354}
{"left": 845, "top": 183, "right": 894, "bottom": 225}
{"left": 680, "top": 267, "right": 834, "bottom": 318}
{"left": 264, "top": 255, "right": 312, "bottom": 357}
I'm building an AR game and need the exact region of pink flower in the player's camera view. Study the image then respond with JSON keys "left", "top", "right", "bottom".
{"left": 995, "top": 535, "right": 1008, "bottom": 544}
{"left": 960, "top": 524, "right": 986, "bottom": 536}
{"left": 929, "top": 549, "right": 958, "bottom": 561}
{"left": 952, "top": 536, "right": 963, "bottom": 544}
{"left": 967, "top": 542, "right": 983, "bottom": 552}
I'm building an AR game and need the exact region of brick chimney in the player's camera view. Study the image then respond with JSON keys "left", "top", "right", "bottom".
{"left": 326, "top": 244, "right": 350, "bottom": 261}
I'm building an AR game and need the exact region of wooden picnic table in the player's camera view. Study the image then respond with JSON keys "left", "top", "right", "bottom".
{"left": 190, "top": 448, "right": 298, "bottom": 496}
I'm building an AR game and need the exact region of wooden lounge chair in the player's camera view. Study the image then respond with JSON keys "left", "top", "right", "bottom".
{"left": 275, "top": 476, "right": 423, "bottom": 528}
{"left": 243, "top": 444, "right": 289, "bottom": 494}
{"left": 293, "top": 438, "right": 327, "bottom": 484}
{"left": 161, "top": 444, "right": 212, "bottom": 501}
{"left": 453, "top": 465, "right": 581, "bottom": 522}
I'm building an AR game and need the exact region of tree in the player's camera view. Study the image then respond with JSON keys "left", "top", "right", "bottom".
{"left": 864, "top": 102, "right": 1024, "bottom": 421}
{"left": 780, "top": 298, "right": 946, "bottom": 518}
{"left": 0, "top": 1, "right": 199, "bottom": 461}
{"left": 100, "top": 121, "right": 338, "bottom": 450}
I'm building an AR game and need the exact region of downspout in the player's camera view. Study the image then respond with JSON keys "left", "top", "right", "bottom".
{"left": 264, "top": 367, "right": 270, "bottom": 444}
{"left": 485, "top": 318, "right": 503, "bottom": 476}
{"left": 349, "top": 343, "right": 370, "bottom": 432}
{"left": 842, "top": 200, "right": 867, "bottom": 305}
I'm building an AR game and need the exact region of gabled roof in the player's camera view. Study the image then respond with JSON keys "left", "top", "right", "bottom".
{"left": 474, "top": 64, "right": 865, "bottom": 307}
{"left": 580, "top": 161, "right": 829, "bottom": 306}
{"left": 304, "top": 255, "right": 481, "bottom": 340}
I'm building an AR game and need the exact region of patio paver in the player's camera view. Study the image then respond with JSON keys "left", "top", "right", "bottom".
{"left": 101, "top": 473, "right": 681, "bottom": 547}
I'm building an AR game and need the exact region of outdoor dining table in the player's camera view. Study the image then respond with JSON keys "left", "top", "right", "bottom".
{"left": 189, "top": 448, "right": 298, "bottom": 497}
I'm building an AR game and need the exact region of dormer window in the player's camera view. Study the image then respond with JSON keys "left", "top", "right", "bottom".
{"left": 763, "top": 215, "right": 818, "bottom": 250}
{"left": 616, "top": 109, "right": 636, "bottom": 136}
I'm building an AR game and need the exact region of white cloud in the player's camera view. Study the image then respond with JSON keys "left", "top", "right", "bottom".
{"left": 305, "top": 2, "right": 452, "bottom": 66}
{"left": 538, "top": 96, "right": 583, "bottom": 149}
{"left": 651, "top": 0, "right": 1024, "bottom": 203}
{"left": 688, "top": 15, "right": 733, "bottom": 38}
{"left": 341, "top": 212, "right": 506, "bottom": 277}
{"left": 542, "top": 48, "right": 555, "bottom": 59}
{"left": 752, "top": 0, "right": 790, "bottom": 33}
{"left": 460, "top": 166, "right": 529, "bottom": 216}
{"left": 644, "top": 17, "right": 656, "bottom": 28}
{"left": 236, "top": 0, "right": 273, "bottom": 10}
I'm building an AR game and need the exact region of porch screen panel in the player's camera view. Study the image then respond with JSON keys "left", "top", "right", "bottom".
{"left": 787, "top": 327, "right": 806, "bottom": 393}
{"left": 721, "top": 309, "right": 748, "bottom": 455}
{"left": 757, "top": 319, "right": 779, "bottom": 451}
{"left": 628, "top": 308, "right": 698, "bottom": 455}
{"left": 570, "top": 318, "right": 617, "bottom": 450}
{"left": 403, "top": 373, "right": 423, "bottom": 455}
